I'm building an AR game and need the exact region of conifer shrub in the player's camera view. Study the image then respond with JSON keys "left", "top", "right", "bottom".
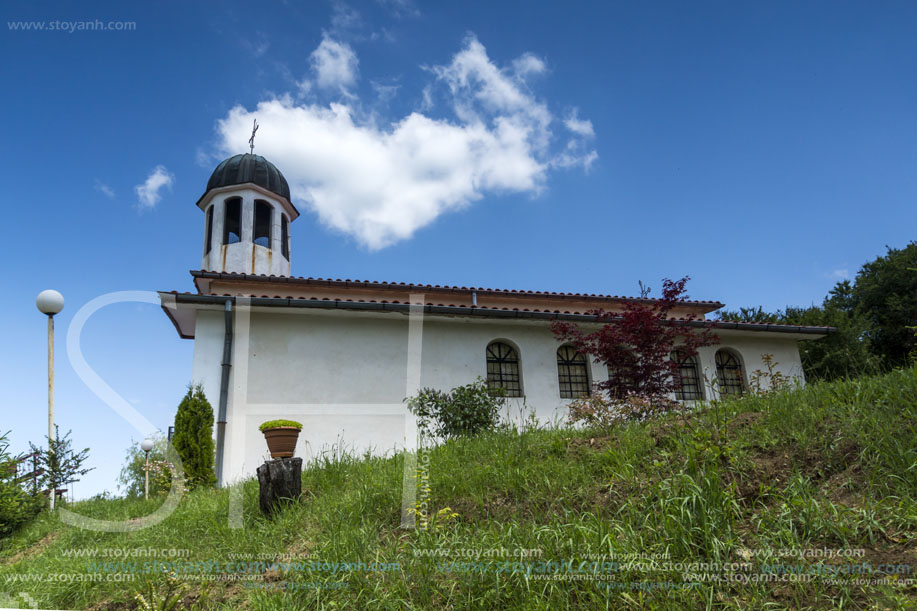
{"left": 171, "top": 385, "right": 216, "bottom": 489}
{"left": 0, "top": 432, "right": 41, "bottom": 538}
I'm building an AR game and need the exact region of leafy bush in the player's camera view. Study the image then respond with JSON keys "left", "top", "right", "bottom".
{"left": 118, "top": 435, "right": 174, "bottom": 498}
{"left": 0, "top": 432, "right": 42, "bottom": 538}
{"left": 747, "top": 353, "right": 797, "bottom": 395}
{"left": 171, "top": 385, "right": 216, "bottom": 490}
{"left": 405, "top": 378, "right": 505, "bottom": 439}
{"left": 566, "top": 392, "right": 678, "bottom": 429}
{"left": 258, "top": 420, "right": 303, "bottom": 432}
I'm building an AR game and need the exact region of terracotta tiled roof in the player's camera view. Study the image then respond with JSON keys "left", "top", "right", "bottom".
{"left": 159, "top": 291, "right": 835, "bottom": 338}
{"left": 189, "top": 270, "right": 725, "bottom": 307}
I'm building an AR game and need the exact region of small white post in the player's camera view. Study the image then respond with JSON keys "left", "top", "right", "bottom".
{"left": 141, "top": 439, "right": 154, "bottom": 500}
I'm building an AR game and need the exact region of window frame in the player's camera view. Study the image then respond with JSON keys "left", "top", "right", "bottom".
{"left": 557, "top": 345, "right": 591, "bottom": 398}
{"left": 671, "top": 350, "right": 703, "bottom": 401}
{"left": 715, "top": 349, "right": 745, "bottom": 396}
{"left": 485, "top": 341, "right": 523, "bottom": 397}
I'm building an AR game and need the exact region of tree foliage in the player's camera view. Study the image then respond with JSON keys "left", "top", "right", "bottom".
{"left": 719, "top": 242, "right": 916, "bottom": 380}
{"left": 171, "top": 385, "right": 216, "bottom": 489}
{"left": 0, "top": 432, "right": 42, "bottom": 537}
{"left": 552, "top": 276, "right": 718, "bottom": 400}
{"left": 118, "top": 435, "right": 173, "bottom": 498}
{"left": 28, "top": 426, "right": 93, "bottom": 502}
{"left": 406, "top": 378, "right": 506, "bottom": 440}
{"left": 852, "top": 242, "right": 917, "bottom": 368}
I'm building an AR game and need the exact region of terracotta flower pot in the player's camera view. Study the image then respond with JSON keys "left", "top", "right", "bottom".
{"left": 262, "top": 427, "right": 300, "bottom": 459}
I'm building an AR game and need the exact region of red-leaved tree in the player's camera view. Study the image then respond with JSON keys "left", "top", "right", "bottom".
{"left": 552, "top": 276, "right": 718, "bottom": 400}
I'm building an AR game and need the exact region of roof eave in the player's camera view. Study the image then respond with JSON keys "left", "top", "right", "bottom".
{"left": 194, "top": 184, "right": 300, "bottom": 221}
{"left": 188, "top": 270, "right": 725, "bottom": 312}
{"left": 160, "top": 292, "right": 835, "bottom": 337}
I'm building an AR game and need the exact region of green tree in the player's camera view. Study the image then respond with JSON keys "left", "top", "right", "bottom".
{"left": 718, "top": 290, "right": 879, "bottom": 382}
{"left": 28, "top": 426, "right": 94, "bottom": 503}
{"left": 171, "top": 385, "right": 216, "bottom": 489}
{"left": 784, "top": 300, "right": 878, "bottom": 381}
{"left": 0, "top": 432, "right": 42, "bottom": 537}
{"left": 118, "top": 435, "right": 172, "bottom": 498}
{"left": 851, "top": 242, "right": 917, "bottom": 368}
{"left": 717, "top": 241, "right": 917, "bottom": 381}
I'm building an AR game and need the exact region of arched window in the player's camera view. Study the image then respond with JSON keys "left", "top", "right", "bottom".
{"left": 486, "top": 341, "right": 522, "bottom": 397}
{"left": 224, "top": 197, "right": 242, "bottom": 245}
{"left": 204, "top": 205, "right": 214, "bottom": 254}
{"left": 606, "top": 366, "right": 636, "bottom": 399}
{"left": 281, "top": 214, "right": 289, "bottom": 260}
{"left": 671, "top": 350, "right": 703, "bottom": 400}
{"left": 253, "top": 200, "right": 272, "bottom": 248}
{"left": 715, "top": 350, "right": 745, "bottom": 396}
{"left": 557, "top": 345, "right": 590, "bottom": 398}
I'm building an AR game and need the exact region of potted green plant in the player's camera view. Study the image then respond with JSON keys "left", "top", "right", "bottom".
{"left": 259, "top": 420, "right": 303, "bottom": 459}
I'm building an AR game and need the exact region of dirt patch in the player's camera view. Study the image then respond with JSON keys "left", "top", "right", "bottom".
{"left": 820, "top": 460, "right": 866, "bottom": 508}
{"left": 1, "top": 531, "right": 59, "bottom": 566}
{"left": 568, "top": 435, "right": 613, "bottom": 452}
{"left": 86, "top": 578, "right": 248, "bottom": 611}
{"left": 727, "top": 411, "right": 763, "bottom": 434}
{"left": 452, "top": 494, "right": 521, "bottom": 520}
{"left": 735, "top": 435, "right": 863, "bottom": 506}
{"left": 86, "top": 598, "right": 133, "bottom": 611}
{"left": 285, "top": 536, "right": 314, "bottom": 559}
{"left": 734, "top": 449, "right": 794, "bottom": 504}
{"left": 859, "top": 546, "right": 917, "bottom": 570}
{"left": 649, "top": 413, "right": 696, "bottom": 441}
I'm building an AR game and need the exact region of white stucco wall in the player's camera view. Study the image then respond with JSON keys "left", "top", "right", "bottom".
{"left": 189, "top": 306, "right": 811, "bottom": 484}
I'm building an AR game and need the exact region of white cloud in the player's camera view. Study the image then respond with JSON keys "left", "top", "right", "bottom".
{"left": 372, "top": 80, "right": 400, "bottom": 103}
{"left": 430, "top": 37, "right": 551, "bottom": 138}
{"left": 134, "top": 165, "right": 174, "bottom": 210}
{"left": 310, "top": 35, "right": 358, "bottom": 92}
{"left": 330, "top": 2, "right": 361, "bottom": 32}
{"left": 564, "top": 109, "right": 594, "bottom": 138}
{"left": 512, "top": 53, "right": 546, "bottom": 78}
{"left": 213, "top": 35, "right": 596, "bottom": 250}
{"left": 376, "top": 0, "right": 420, "bottom": 18}
{"left": 829, "top": 269, "right": 850, "bottom": 280}
{"left": 94, "top": 179, "right": 115, "bottom": 199}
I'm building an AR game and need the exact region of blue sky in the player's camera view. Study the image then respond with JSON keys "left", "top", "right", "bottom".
{"left": 3, "top": 1, "right": 916, "bottom": 498}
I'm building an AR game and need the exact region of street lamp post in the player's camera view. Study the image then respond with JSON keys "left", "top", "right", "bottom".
{"left": 36, "top": 290, "right": 64, "bottom": 510}
{"left": 141, "top": 439, "right": 154, "bottom": 500}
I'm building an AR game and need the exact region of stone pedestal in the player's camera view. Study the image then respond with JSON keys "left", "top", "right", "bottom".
{"left": 256, "top": 457, "right": 302, "bottom": 516}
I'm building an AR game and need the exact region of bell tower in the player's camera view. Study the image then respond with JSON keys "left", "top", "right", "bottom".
{"left": 196, "top": 153, "right": 299, "bottom": 276}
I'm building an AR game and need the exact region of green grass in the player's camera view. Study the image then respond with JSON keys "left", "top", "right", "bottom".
{"left": 2, "top": 367, "right": 916, "bottom": 610}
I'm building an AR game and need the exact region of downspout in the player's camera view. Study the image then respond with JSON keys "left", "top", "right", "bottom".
{"left": 215, "top": 299, "right": 233, "bottom": 487}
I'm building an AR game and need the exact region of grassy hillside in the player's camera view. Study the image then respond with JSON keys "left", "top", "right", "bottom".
{"left": 2, "top": 367, "right": 916, "bottom": 610}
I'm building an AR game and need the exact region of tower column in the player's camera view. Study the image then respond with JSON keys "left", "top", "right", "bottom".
{"left": 270, "top": 204, "right": 282, "bottom": 254}
{"left": 241, "top": 197, "right": 254, "bottom": 245}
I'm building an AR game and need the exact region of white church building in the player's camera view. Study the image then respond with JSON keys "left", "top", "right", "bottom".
{"left": 159, "top": 153, "right": 831, "bottom": 486}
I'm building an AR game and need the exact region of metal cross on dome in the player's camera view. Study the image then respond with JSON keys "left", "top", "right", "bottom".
{"left": 248, "top": 119, "right": 259, "bottom": 154}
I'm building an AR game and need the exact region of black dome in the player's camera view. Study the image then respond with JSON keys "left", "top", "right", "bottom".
{"left": 206, "top": 153, "right": 290, "bottom": 201}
